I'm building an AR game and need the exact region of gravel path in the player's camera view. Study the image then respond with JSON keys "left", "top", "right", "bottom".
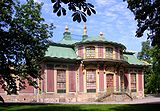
{"left": 60, "top": 96, "right": 160, "bottom": 104}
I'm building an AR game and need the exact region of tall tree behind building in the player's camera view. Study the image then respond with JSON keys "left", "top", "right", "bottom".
{"left": 125, "top": 0, "right": 160, "bottom": 47}
{"left": 138, "top": 41, "right": 160, "bottom": 93}
{"left": 0, "top": 0, "right": 54, "bottom": 94}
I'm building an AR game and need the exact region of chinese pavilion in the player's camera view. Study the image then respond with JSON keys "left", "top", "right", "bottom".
{"left": 0, "top": 25, "right": 148, "bottom": 102}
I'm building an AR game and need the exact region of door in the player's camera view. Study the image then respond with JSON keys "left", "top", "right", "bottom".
{"left": 106, "top": 74, "right": 114, "bottom": 92}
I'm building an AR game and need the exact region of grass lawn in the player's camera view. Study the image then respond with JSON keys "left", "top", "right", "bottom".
{"left": 0, "top": 103, "right": 159, "bottom": 111}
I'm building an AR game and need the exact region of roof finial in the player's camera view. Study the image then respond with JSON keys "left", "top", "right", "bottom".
{"left": 83, "top": 22, "right": 87, "bottom": 35}
{"left": 99, "top": 32, "right": 103, "bottom": 37}
{"left": 65, "top": 25, "right": 69, "bottom": 32}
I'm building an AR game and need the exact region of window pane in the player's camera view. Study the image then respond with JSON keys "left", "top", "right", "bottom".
{"left": 57, "top": 69, "right": 66, "bottom": 93}
{"left": 130, "top": 73, "right": 136, "bottom": 92}
{"left": 86, "top": 46, "right": 95, "bottom": 58}
{"left": 86, "top": 69, "right": 96, "bottom": 93}
{"left": 106, "top": 47, "right": 113, "bottom": 58}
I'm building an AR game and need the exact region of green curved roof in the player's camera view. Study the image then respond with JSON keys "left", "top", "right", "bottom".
{"left": 45, "top": 46, "right": 81, "bottom": 60}
{"left": 124, "top": 54, "right": 144, "bottom": 65}
{"left": 76, "top": 36, "right": 126, "bottom": 49}
{"left": 57, "top": 32, "right": 79, "bottom": 45}
{"left": 123, "top": 52, "right": 149, "bottom": 66}
{"left": 59, "top": 39, "right": 79, "bottom": 45}
{"left": 82, "top": 36, "right": 106, "bottom": 42}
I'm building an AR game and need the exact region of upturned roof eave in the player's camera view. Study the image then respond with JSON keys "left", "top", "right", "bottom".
{"left": 44, "top": 56, "right": 82, "bottom": 61}
{"left": 49, "top": 41, "right": 75, "bottom": 48}
{"left": 75, "top": 40, "right": 126, "bottom": 50}
{"left": 83, "top": 58, "right": 128, "bottom": 63}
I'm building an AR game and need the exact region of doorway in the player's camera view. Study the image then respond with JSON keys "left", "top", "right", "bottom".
{"left": 106, "top": 74, "right": 114, "bottom": 93}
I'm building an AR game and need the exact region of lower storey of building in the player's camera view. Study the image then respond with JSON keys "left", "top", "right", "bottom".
{"left": 0, "top": 91, "right": 143, "bottom": 103}
{"left": 0, "top": 63, "right": 144, "bottom": 103}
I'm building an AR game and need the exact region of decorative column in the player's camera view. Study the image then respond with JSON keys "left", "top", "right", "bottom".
{"left": 96, "top": 64, "right": 100, "bottom": 95}
{"left": 104, "top": 64, "right": 106, "bottom": 92}
{"left": 66, "top": 68, "right": 69, "bottom": 94}
{"left": 99, "top": 64, "right": 104, "bottom": 92}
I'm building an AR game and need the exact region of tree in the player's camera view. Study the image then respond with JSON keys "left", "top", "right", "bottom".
{"left": 124, "top": 0, "right": 160, "bottom": 47}
{"left": 138, "top": 40, "right": 160, "bottom": 93}
{"left": 51, "top": 0, "right": 96, "bottom": 23}
{"left": 0, "top": 0, "right": 54, "bottom": 94}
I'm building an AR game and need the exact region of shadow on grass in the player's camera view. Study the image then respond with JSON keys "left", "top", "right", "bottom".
{"left": 0, "top": 103, "right": 160, "bottom": 111}
{"left": 0, "top": 103, "right": 105, "bottom": 111}
{"left": 0, "top": 103, "right": 121, "bottom": 111}
{"left": 109, "top": 104, "right": 160, "bottom": 111}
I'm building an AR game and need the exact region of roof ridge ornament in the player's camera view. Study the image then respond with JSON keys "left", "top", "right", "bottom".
{"left": 82, "top": 22, "right": 88, "bottom": 41}
{"left": 99, "top": 32, "right": 103, "bottom": 37}
{"left": 83, "top": 22, "right": 87, "bottom": 35}
{"left": 65, "top": 25, "right": 69, "bottom": 32}
{"left": 63, "top": 25, "right": 71, "bottom": 40}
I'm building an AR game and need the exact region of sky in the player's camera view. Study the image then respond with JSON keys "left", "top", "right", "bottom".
{"left": 31, "top": 0, "right": 147, "bottom": 53}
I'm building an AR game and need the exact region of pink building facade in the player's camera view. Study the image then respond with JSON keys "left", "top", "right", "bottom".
{"left": 0, "top": 26, "right": 148, "bottom": 102}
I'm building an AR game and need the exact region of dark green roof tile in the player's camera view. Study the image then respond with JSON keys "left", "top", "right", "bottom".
{"left": 123, "top": 53, "right": 149, "bottom": 65}
{"left": 45, "top": 46, "right": 80, "bottom": 60}
{"left": 58, "top": 39, "right": 79, "bottom": 45}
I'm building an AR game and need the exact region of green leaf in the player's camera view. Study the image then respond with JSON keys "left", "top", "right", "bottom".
{"left": 53, "top": 7, "right": 58, "bottom": 13}
{"left": 62, "top": 8, "right": 66, "bottom": 16}
{"left": 57, "top": 9, "right": 61, "bottom": 16}
{"left": 81, "top": 13, "right": 87, "bottom": 22}
{"left": 90, "top": 8, "right": 96, "bottom": 14}
{"left": 87, "top": 9, "right": 91, "bottom": 16}
{"left": 51, "top": 0, "right": 56, "bottom": 3}
{"left": 72, "top": 13, "right": 78, "bottom": 22}
{"left": 87, "top": 3, "right": 94, "bottom": 8}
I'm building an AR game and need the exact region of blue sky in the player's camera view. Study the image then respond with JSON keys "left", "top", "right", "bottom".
{"left": 33, "top": 0, "right": 147, "bottom": 53}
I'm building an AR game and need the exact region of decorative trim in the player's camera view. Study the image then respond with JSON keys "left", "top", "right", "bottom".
{"left": 83, "top": 46, "right": 86, "bottom": 59}
{"left": 96, "top": 69, "right": 98, "bottom": 95}
{"left": 95, "top": 46, "right": 98, "bottom": 58}
{"left": 66, "top": 68, "right": 69, "bottom": 94}
{"left": 45, "top": 64, "right": 47, "bottom": 93}
{"left": 105, "top": 71, "right": 115, "bottom": 75}
{"left": 114, "top": 72, "right": 116, "bottom": 91}
{"left": 54, "top": 69, "right": 57, "bottom": 93}
{"left": 84, "top": 69, "right": 86, "bottom": 93}
{"left": 136, "top": 71, "right": 138, "bottom": 94}
{"left": 85, "top": 65, "right": 97, "bottom": 69}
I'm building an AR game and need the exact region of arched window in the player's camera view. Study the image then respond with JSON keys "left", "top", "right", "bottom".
{"left": 106, "top": 47, "right": 113, "bottom": 59}
{"left": 86, "top": 46, "right": 95, "bottom": 58}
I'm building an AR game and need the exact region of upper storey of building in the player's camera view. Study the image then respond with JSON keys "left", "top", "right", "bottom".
{"left": 45, "top": 25, "right": 148, "bottom": 66}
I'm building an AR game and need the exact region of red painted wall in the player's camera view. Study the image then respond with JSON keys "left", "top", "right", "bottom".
{"left": 99, "top": 66, "right": 104, "bottom": 91}
{"left": 116, "top": 71, "right": 119, "bottom": 91}
{"left": 98, "top": 45, "right": 103, "bottom": 58}
{"left": 124, "top": 69, "right": 129, "bottom": 89}
{"left": 78, "top": 46, "right": 84, "bottom": 58}
{"left": 46, "top": 64, "right": 54, "bottom": 92}
{"left": 138, "top": 70, "right": 143, "bottom": 91}
{"left": 69, "top": 65, "right": 76, "bottom": 92}
{"left": 20, "top": 80, "right": 34, "bottom": 93}
{"left": 115, "top": 47, "right": 119, "bottom": 59}
{"left": 79, "top": 65, "right": 84, "bottom": 92}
